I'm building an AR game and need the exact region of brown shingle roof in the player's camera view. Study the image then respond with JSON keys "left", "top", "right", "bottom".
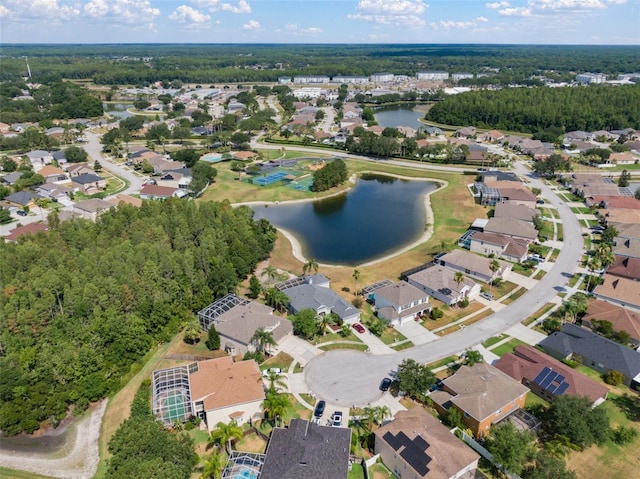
{"left": 140, "top": 184, "right": 177, "bottom": 197}
{"left": 494, "top": 345, "right": 608, "bottom": 404}
{"left": 441, "top": 363, "right": 529, "bottom": 422}
{"left": 4, "top": 222, "right": 49, "bottom": 241}
{"left": 484, "top": 217, "right": 538, "bottom": 241}
{"left": 374, "top": 408, "right": 480, "bottom": 479}
{"left": 595, "top": 274, "right": 640, "bottom": 308}
{"left": 608, "top": 256, "right": 640, "bottom": 281}
{"left": 583, "top": 298, "right": 640, "bottom": 342}
{"left": 374, "top": 282, "right": 428, "bottom": 308}
{"left": 189, "top": 357, "right": 264, "bottom": 411}
{"left": 493, "top": 203, "right": 537, "bottom": 222}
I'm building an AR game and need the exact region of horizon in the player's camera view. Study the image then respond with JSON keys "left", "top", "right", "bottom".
{"left": 0, "top": 0, "right": 638, "bottom": 45}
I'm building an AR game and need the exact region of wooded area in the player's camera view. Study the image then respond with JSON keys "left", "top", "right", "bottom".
{"left": 0, "top": 199, "right": 276, "bottom": 435}
{"left": 426, "top": 85, "right": 640, "bottom": 133}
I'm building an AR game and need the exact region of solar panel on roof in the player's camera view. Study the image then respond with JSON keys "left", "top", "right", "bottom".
{"left": 555, "top": 383, "right": 570, "bottom": 395}
{"left": 540, "top": 372, "right": 556, "bottom": 389}
{"left": 547, "top": 383, "right": 558, "bottom": 395}
{"left": 532, "top": 367, "right": 550, "bottom": 385}
{"left": 555, "top": 374, "right": 565, "bottom": 383}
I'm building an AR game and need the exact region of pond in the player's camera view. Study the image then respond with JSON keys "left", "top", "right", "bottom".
{"left": 251, "top": 174, "right": 438, "bottom": 265}
{"left": 373, "top": 104, "right": 426, "bottom": 129}
{"left": 102, "top": 102, "right": 135, "bottom": 119}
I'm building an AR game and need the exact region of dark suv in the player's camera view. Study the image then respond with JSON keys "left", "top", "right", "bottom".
{"left": 313, "top": 400, "right": 326, "bottom": 418}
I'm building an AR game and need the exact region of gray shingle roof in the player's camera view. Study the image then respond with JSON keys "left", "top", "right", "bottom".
{"left": 285, "top": 283, "right": 359, "bottom": 321}
{"left": 539, "top": 323, "right": 640, "bottom": 381}
{"left": 72, "top": 173, "right": 104, "bottom": 185}
{"left": 260, "top": 419, "right": 351, "bottom": 479}
{"left": 6, "top": 190, "right": 37, "bottom": 206}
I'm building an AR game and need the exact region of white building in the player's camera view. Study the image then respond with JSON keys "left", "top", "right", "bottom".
{"left": 292, "top": 76, "right": 330, "bottom": 84}
{"left": 292, "top": 87, "right": 323, "bottom": 99}
{"left": 416, "top": 71, "right": 449, "bottom": 81}
{"left": 370, "top": 72, "right": 395, "bottom": 83}
{"left": 576, "top": 72, "right": 606, "bottom": 84}
{"left": 452, "top": 72, "right": 474, "bottom": 82}
{"left": 331, "top": 76, "right": 369, "bottom": 84}
{"left": 278, "top": 76, "right": 292, "bottom": 84}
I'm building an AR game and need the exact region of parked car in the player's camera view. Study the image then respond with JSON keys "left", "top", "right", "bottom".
{"left": 480, "top": 292, "right": 494, "bottom": 301}
{"left": 314, "top": 400, "right": 326, "bottom": 418}
{"left": 352, "top": 323, "right": 366, "bottom": 334}
{"left": 379, "top": 377, "right": 392, "bottom": 391}
{"left": 16, "top": 210, "right": 27, "bottom": 216}
{"left": 536, "top": 199, "right": 545, "bottom": 204}
{"left": 331, "top": 411, "right": 343, "bottom": 427}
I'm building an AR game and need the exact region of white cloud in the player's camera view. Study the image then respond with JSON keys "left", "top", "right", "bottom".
{"left": 0, "top": 0, "right": 80, "bottom": 20}
{"left": 348, "top": 0, "right": 428, "bottom": 27}
{"left": 486, "top": 1, "right": 510, "bottom": 8}
{"left": 83, "top": 0, "right": 161, "bottom": 25}
{"left": 498, "top": 6, "right": 533, "bottom": 16}
{"left": 368, "top": 33, "right": 390, "bottom": 41}
{"left": 530, "top": 0, "right": 606, "bottom": 11}
{"left": 431, "top": 16, "right": 491, "bottom": 29}
{"left": 192, "top": 0, "right": 251, "bottom": 14}
{"left": 243, "top": 19, "right": 260, "bottom": 30}
{"left": 169, "top": 5, "right": 211, "bottom": 24}
{"left": 284, "top": 23, "right": 323, "bottom": 34}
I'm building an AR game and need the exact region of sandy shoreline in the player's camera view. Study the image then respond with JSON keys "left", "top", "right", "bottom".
{"left": 0, "top": 399, "right": 107, "bottom": 479}
{"left": 238, "top": 172, "right": 447, "bottom": 267}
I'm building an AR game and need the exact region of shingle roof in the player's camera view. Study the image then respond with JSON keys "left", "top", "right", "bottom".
{"left": 261, "top": 418, "right": 351, "bottom": 479}
{"left": 189, "top": 357, "right": 264, "bottom": 411}
{"left": 494, "top": 345, "right": 608, "bottom": 404}
{"left": 539, "top": 323, "right": 640, "bottom": 380}
{"left": 72, "top": 173, "right": 104, "bottom": 185}
{"left": 374, "top": 282, "right": 428, "bottom": 308}
{"left": 6, "top": 190, "right": 37, "bottom": 206}
{"left": 583, "top": 299, "right": 640, "bottom": 342}
{"left": 408, "top": 265, "right": 477, "bottom": 302}
{"left": 440, "top": 363, "right": 529, "bottom": 422}
{"left": 285, "top": 283, "right": 359, "bottom": 321}
{"left": 4, "top": 222, "right": 49, "bottom": 241}
{"left": 374, "top": 408, "right": 479, "bottom": 479}
{"left": 613, "top": 237, "right": 640, "bottom": 259}
{"left": 73, "top": 198, "right": 113, "bottom": 214}
{"left": 214, "top": 303, "right": 293, "bottom": 346}
{"left": 140, "top": 184, "right": 177, "bottom": 197}
{"left": 493, "top": 203, "right": 537, "bottom": 222}
{"left": 595, "top": 274, "right": 640, "bottom": 308}
{"left": 438, "top": 249, "right": 509, "bottom": 279}
{"left": 608, "top": 256, "right": 640, "bottom": 281}
{"left": 485, "top": 217, "right": 538, "bottom": 241}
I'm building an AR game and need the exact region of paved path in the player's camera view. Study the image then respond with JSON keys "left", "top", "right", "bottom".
{"left": 303, "top": 161, "right": 585, "bottom": 407}
{"left": 396, "top": 320, "right": 439, "bottom": 345}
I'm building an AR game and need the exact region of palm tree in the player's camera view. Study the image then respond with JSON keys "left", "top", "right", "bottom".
{"left": 251, "top": 327, "right": 277, "bottom": 355}
{"left": 264, "top": 288, "right": 289, "bottom": 313}
{"left": 454, "top": 271, "right": 464, "bottom": 291}
{"left": 373, "top": 405, "right": 391, "bottom": 426}
{"left": 208, "top": 420, "right": 243, "bottom": 454}
{"left": 302, "top": 258, "right": 319, "bottom": 276}
{"left": 261, "top": 265, "right": 278, "bottom": 286}
{"left": 262, "top": 391, "right": 290, "bottom": 427}
{"left": 318, "top": 314, "right": 338, "bottom": 337}
{"left": 200, "top": 449, "right": 226, "bottom": 479}
{"left": 463, "top": 349, "right": 483, "bottom": 366}
{"left": 184, "top": 321, "right": 202, "bottom": 344}
{"left": 489, "top": 259, "right": 500, "bottom": 294}
{"left": 265, "top": 371, "right": 288, "bottom": 394}
{"left": 352, "top": 268, "right": 361, "bottom": 296}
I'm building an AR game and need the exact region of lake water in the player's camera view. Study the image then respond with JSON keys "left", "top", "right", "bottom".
{"left": 251, "top": 174, "right": 437, "bottom": 265}
{"left": 374, "top": 104, "right": 425, "bottom": 129}
{"left": 103, "top": 103, "right": 135, "bottom": 119}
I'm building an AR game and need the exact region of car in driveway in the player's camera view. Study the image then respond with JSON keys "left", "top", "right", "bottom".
{"left": 331, "top": 411, "right": 343, "bottom": 427}
{"left": 313, "top": 400, "right": 326, "bottom": 418}
{"left": 480, "top": 292, "right": 494, "bottom": 301}
{"left": 379, "top": 377, "right": 392, "bottom": 391}
{"left": 352, "top": 323, "right": 366, "bottom": 334}
{"left": 16, "top": 210, "right": 27, "bottom": 216}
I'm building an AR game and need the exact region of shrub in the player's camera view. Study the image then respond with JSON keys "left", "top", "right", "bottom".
{"left": 206, "top": 326, "right": 221, "bottom": 350}
{"left": 610, "top": 425, "right": 639, "bottom": 445}
{"left": 431, "top": 308, "right": 443, "bottom": 320}
{"left": 352, "top": 297, "right": 363, "bottom": 308}
{"left": 603, "top": 370, "right": 625, "bottom": 386}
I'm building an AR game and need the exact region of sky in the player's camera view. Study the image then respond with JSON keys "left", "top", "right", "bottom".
{"left": 0, "top": 0, "right": 638, "bottom": 45}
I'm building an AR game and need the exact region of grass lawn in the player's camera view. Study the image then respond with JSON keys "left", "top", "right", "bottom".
{"left": 437, "top": 309, "right": 495, "bottom": 336}
{"left": 312, "top": 330, "right": 361, "bottom": 345}
{"left": 348, "top": 463, "right": 366, "bottom": 479}
{"left": 261, "top": 352, "right": 294, "bottom": 372}
{"left": 524, "top": 391, "right": 549, "bottom": 410}
{"left": 368, "top": 462, "right": 397, "bottom": 479}
{"left": 490, "top": 280, "right": 519, "bottom": 298}
{"left": 378, "top": 327, "right": 408, "bottom": 345}
{"left": 318, "top": 343, "right": 369, "bottom": 352}
{"left": 391, "top": 341, "right": 414, "bottom": 351}
{"left": 557, "top": 223, "right": 564, "bottom": 241}
{"left": 491, "top": 338, "right": 527, "bottom": 357}
{"left": 502, "top": 287, "right": 527, "bottom": 305}
{"left": 567, "top": 273, "right": 582, "bottom": 288}
{"left": 422, "top": 301, "right": 484, "bottom": 331}
{"left": 299, "top": 393, "right": 315, "bottom": 407}
{"left": 482, "top": 335, "right": 505, "bottom": 348}
{"left": 427, "top": 355, "right": 459, "bottom": 370}
{"left": 0, "top": 468, "right": 54, "bottom": 479}
{"left": 235, "top": 431, "right": 268, "bottom": 454}
{"left": 522, "top": 303, "right": 555, "bottom": 326}
{"left": 512, "top": 263, "right": 536, "bottom": 276}
{"left": 532, "top": 270, "right": 546, "bottom": 280}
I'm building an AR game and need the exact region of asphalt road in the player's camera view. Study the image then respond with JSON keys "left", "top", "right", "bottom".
{"left": 83, "top": 131, "right": 145, "bottom": 197}
{"left": 304, "top": 162, "right": 585, "bottom": 407}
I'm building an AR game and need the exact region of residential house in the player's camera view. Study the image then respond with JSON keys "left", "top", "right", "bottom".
{"left": 495, "top": 345, "right": 608, "bottom": 407}
{"left": 65, "top": 163, "right": 95, "bottom": 177}
{"left": 275, "top": 275, "right": 361, "bottom": 324}
{"left": 260, "top": 418, "right": 351, "bottom": 479}
{"left": 25, "top": 150, "right": 53, "bottom": 170}
{"left": 594, "top": 274, "right": 640, "bottom": 309}
{"left": 5, "top": 191, "right": 39, "bottom": 208}
{"left": 436, "top": 249, "right": 511, "bottom": 283}
{"left": 430, "top": 362, "right": 529, "bottom": 437}
{"left": 34, "top": 183, "right": 73, "bottom": 203}
{"left": 371, "top": 282, "right": 430, "bottom": 325}
{"left": 139, "top": 184, "right": 178, "bottom": 200}
{"left": 496, "top": 186, "right": 538, "bottom": 209}
{"left": 38, "top": 165, "right": 69, "bottom": 184}
{"left": 539, "top": 323, "right": 640, "bottom": 390}
{"left": 197, "top": 294, "right": 293, "bottom": 356}
{"left": 73, "top": 199, "right": 114, "bottom": 221}
{"left": 4, "top": 222, "right": 49, "bottom": 242}
{"left": 71, "top": 173, "right": 106, "bottom": 194}
{"left": 423, "top": 126, "right": 444, "bottom": 137}
{"left": 468, "top": 231, "right": 529, "bottom": 263}
{"left": 582, "top": 299, "right": 640, "bottom": 347}
{"left": 607, "top": 255, "right": 640, "bottom": 281}
{"left": 108, "top": 194, "right": 143, "bottom": 208}
{"left": 1, "top": 171, "right": 23, "bottom": 186}
{"left": 454, "top": 127, "right": 477, "bottom": 139}
{"left": 605, "top": 208, "right": 640, "bottom": 226}
{"left": 481, "top": 130, "right": 505, "bottom": 143}
{"left": 407, "top": 265, "right": 481, "bottom": 306}
{"left": 493, "top": 202, "right": 538, "bottom": 222}
{"left": 152, "top": 357, "right": 264, "bottom": 430}
{"left": 484, "top": 217, "right": 539, "bottom": 242}
{"left": 613, "top": 226, "right": 640, "bottom": 259}
{"left": 374, "top": 408, "right": 480, "bottom": 479}
{"left": 594, "top": 196, "right": 640, "bottom": 211}
{"left": 156, "top": 168, "right": 192, "bottom": 190}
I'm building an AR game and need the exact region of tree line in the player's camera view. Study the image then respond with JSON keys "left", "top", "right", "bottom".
{"left": 427, "top": 85, "right": 640, "bottom": 133}
{"left": 0, "top": 199, "right": 277, "bottom": 435}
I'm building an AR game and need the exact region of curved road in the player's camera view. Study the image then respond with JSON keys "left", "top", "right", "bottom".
{"left": 305, "top": 163, "right": 584, "bottom": 407}
{"left": 83, "top": 131, "right": 145, "bottom": 197}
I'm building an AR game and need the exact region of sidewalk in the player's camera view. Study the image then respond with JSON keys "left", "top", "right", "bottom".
{"left": 354, "top": 329, "right": 396, "bottom": 354}
{"left": 279, "top": 335, "right": 322, "bottom": 366}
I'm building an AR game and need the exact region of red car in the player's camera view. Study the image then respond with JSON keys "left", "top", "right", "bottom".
{"left": 352, "top": 323, "right": 366, "bottom": 334}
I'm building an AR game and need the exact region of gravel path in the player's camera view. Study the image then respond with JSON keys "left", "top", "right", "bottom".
{"left": 0, "top": 400, "right": 107, "bottom": 479}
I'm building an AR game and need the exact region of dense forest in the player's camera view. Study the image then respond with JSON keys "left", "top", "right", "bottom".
{"left": 0, "top": 44, "right": 638, "bottom": 85}
{"left": 426, "top": 85, "right": 640, "bottom": 133}
{"left": 0, "top": 199, "right": 277, "bottom": 435}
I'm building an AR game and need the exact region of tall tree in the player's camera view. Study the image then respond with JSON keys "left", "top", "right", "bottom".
{"left": 208, "top": 421, "right": 243, "bottom": 454}
{"left": 485, "top": 422, "right": 536, "bottom": 476}
{"left": 352, "top": 268, "right": 360, "bottom": 295}
{"left": 251, "top": 327, "right": 277, "bottom": 355}
{"left": 302, "top": 258, "right": 319, "bottom": 276}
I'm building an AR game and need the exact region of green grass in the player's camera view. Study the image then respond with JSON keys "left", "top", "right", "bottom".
{"left": 523, "top": 304, "right": 555, "bottom": 326}
{"left": 379, "top": 327, "right": 408, "bottom": 345}
{"left": 293, "top": 362, "right": 304, "bottom": 373}
{"left": 368, "top": 462, "right": 397, "bottom": 478}
{"left": 318, "top": 343, "right": 369, "bottom": 352}
{"left": 299, "top": 393, "right": 315, "bottom": 407}
{"left": 502, "top": 287, "right": 526, "bottom": 305}
{"left": 0, "top": 467, "right": 54, "bottom": 479}
{"left": 391, "top": 340, "right": 414, "bottom": 351}
{"left": 567, "top": 274, "right": 582, "bottom": 288}
{"left": 261, "top": 352, "right": 294, "bottom": 372}
{"left": 427, "top": 355, "right": 459, "bottom": 370}
{"left": 491, "top": 338, "right": 527, "bottom": 357}
{"left": 483, "top": 335, "right": 506, "bottom": 348}
{"left": 532, "top": 270, "right": 546, "bottom": 280}
{"left": 348, "top": 463, "right": 366, "bottom": 479}
{"left": 312, "top": 330, "right": 361, "bottom": 345}
{"left": 524, "top": 391, "right": 550, "bottom": 410}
